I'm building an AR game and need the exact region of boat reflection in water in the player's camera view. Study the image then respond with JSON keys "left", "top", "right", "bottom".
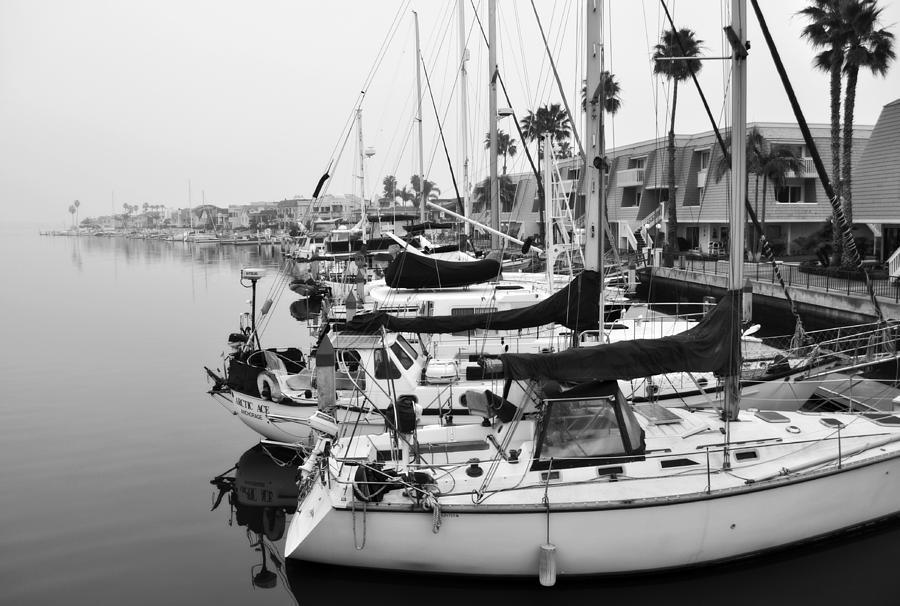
{"left": 211, "top": 443, "right": 301, "bottom": 592}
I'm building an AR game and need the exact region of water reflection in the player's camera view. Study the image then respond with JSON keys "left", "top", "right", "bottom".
{"left": 211, "top": 443, "right": 302, "bottom": 595}
{"left": 54, "top": 234, "right": 285, "bottom": 272}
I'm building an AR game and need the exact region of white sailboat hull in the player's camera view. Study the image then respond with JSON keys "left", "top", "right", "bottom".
{"left": 286, "top": 452, "right": 900, "bottom": 576}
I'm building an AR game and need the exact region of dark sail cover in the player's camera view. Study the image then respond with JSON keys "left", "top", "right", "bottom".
{"left": 383, "top": 251, "right": 500, "bottom": 289}
{"left": 500, "top": 290, "right": 741, "bottom": 381}
{"left": 344, "top": 270, "right": 610, "bottom": 333}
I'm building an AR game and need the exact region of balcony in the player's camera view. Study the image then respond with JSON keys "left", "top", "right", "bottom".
{"left": 617, "top": 168, "right": 645, "bottom": 187}
{"left": 785, "top": 157, "right": 817, "bottom": 179}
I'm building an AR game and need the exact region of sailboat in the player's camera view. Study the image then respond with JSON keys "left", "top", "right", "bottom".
{"left": 283, "top": 0, "right": 900, "bottom": 584}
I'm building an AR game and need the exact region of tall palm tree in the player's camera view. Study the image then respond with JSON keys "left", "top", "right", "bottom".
{"left": 68, "top": 204, "right": 76, "bottom": 227}
{"left": 520, "top": 103, "right": 571, "bottom": 157}
{"left": 580, "top": 71, "right": 622, "bottom": 115}
{"left": 758, "top": 147, "right": 805, "bottom": 241}
{"left": 840, "top": 0, "right": 895, "bottom": 265}
{"left": 800, "top": 0, "right": 851, "bottom": 265}
{"left": 653, "top": 28, "right": 703, "bottom": 253}
{"left": 484, "top": 130, "right": 518, "bottom": 174}
{"left": 556, "top": 141, "right": 573, "bottom": 159}
{"left": 73, "top": 199, "right": 81, "bottom": 227}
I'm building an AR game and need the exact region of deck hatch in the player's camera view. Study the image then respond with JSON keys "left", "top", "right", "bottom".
{"left": 660, "top": 458, "right": 700, "bottom": 469}
{"left": 755, "top": 410, "right": 789, "bottom": 423}
{"left": 862, "top": 412, "right": 900, "bottom": 427}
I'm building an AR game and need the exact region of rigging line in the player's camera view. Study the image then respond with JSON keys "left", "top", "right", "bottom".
{"left": 749, "top": 0, "right": 884, "bottom": 325}
{"left": 469, "top": 3, "right": 545, "bottom": 204}
{"left": 657, "top": 0, "right": 811, "bottom": 336}
{"left": 325, "top": 1, "right": 408, "bottom": 165}
{"left": 511, "top": 1, "right": 534, "bottom": 107}
{"left": 420, "top": 53, "right": 464, "bottom": 214}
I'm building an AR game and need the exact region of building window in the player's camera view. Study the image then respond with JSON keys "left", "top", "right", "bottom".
{"left": 697, "top": 149, "right": 711, "bottom": 171}
{"left": 628, "top": 156, "right": 646, "bottom": 170}
{"left": 775, "top": 185, "right": 803, "bottom": 203}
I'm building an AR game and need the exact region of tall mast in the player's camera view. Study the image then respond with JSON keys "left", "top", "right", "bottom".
{"left": 488, "top": 0, "right": 500, "bottom": 249}
{"left": 542, "top": 134, "right": 555, "bottom": 287}
{"left": 458, "top": 0, "right": 471, "bottom": 236}
{"left": 189, "top": 179, "right": 193, "bottom": 230}
{"left": 356, "top": 108, "right": 367, "bottom": 243}
{"left": 724, "top": 0, "right": 747, "bottom": 423}
{"left": 583, "top": 0, "right": 603, "bottom": 274}
{"left": 414, "top": 11, "right": 426, "bottom": 223}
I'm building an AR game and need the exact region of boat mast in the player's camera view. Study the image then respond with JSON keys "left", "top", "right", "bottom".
{"left": 189, "top": 179, "right": 193, "bottom": 230}
{"left": 356, "top": 108, "right": 367, "bottom": 243}
{"left": 414, "top": 11, "right": 426, "bottom": 224}
{"left": 724, "top": 0, "right": 747, "bottom": 423}
{"left": 458, "top": 0, "right": 471, "bottom": 236}
{"left": 488, "top": 0, "right": 500, "bottom": 249}
{"left": 542, "top": 134, "right": 555, "bottom": 286}
{"left": 584, "top": 0, "right": 606, "bottom": 334}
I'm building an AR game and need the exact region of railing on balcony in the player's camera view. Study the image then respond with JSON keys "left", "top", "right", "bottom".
{"left": 785, "top": 157, "right": 817, "bottom": 179}
{"left": 617, "top": 168, "right": 645, "bottom": 187}
{"left": 888, "top": 246, "right": 900, "bottom": 279}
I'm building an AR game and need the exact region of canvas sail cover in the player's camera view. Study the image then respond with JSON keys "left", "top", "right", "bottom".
{"left": 500, "top": 289, "right": 741, "bottom": 381}
{"left": 383, "top": 251, "right": 500, "bottom": 289}
{"left": 344, "top": 270, "right": 606, "bottom": 333}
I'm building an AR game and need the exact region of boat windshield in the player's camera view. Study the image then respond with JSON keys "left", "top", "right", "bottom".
{"left": 535, "top": 395, "right": 643, "bottom": 468}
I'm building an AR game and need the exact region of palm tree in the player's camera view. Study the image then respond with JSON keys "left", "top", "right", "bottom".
{"left": 473, "top": 175, "right": 517, "bottom": 214}
{"left": 556, "top": 141, "right": 573, "bottom": 159}
{"left": 758, "top": 147, "right": 805, "bottom": 242}
{"left": 73, "top": 199, "right": 81, "bottom": 227}
{"left": 484, "top": 129, "right": 518, "bottom": 175}
{"left": 409, "top": 175, "right": 440, "bottom": 209}
{"left": 381, "top": 175, "right": 398, "bottom": 204}
{"left": 653, "top": 28, "right": 703, "bottom": 253}
{"left": 68, "top": 204, "right": 76, "bottom": 227}
{"left": 580, "top": 71, "right": 622, "bottom": 115}
{"left": 520, "top": 103, "right": 571, "bottom": 156}
{"left": 713, "top": 126, "right": 767, "bottom": 255}
{"left": 800, "top": 0, "right": 852, "bottom": 265}
{"left": 840, "top": 0, "right": 895, "bottom": 265}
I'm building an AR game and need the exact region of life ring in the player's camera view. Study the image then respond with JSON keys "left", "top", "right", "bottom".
{"left": 257, "top": 372, "right": 284, "bottom": 403}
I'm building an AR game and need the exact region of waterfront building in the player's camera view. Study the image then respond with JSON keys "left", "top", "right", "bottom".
{"left": 852, "top": 98, "right": 900, "bottom": 263}
{"left": 492, "top": 117, "right": 900, "bottom": 259}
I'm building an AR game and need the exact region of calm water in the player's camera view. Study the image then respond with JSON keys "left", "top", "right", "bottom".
{"left": 2, "top": 226, "right": 900, "bottom": 605}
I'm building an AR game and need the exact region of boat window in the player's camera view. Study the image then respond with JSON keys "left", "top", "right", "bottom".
{"left": 390, "top": 343, "right": 414, "bottom": 370}
{"left": 395, "top": 335, "right": 419, "bottom": 361}
{"left": 374, "top": 349, "right": 401, "bottom": 379}
{"left": 337, "top": 349, "right": 362, "bottom": 372}
{"left": 537, "top": 397, "right": 626, "bottom": 462}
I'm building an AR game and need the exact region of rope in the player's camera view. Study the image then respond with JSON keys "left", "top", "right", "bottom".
{"left": 422, "top": 489, "right": 443, "bottom": 533}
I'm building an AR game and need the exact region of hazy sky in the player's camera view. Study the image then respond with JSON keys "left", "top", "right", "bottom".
{"left": 2, "top": 0, "right": 898, "bottom": 225}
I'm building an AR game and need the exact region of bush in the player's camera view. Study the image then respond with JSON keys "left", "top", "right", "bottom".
{"left": 797, "top": 260, "right": 888, "bottom": 281}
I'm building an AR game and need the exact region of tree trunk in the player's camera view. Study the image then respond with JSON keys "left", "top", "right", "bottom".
{"left": 841, "top": 65, "right": 859, "bottom": 267}
{"left": 666, "top": 81, "right": 678, "bottom": 253}
{"left": 753, "top": 175, "right": 760, "bottom": 257}
{"left": 829, "top": 54, "right": 843, "bottom": 267}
